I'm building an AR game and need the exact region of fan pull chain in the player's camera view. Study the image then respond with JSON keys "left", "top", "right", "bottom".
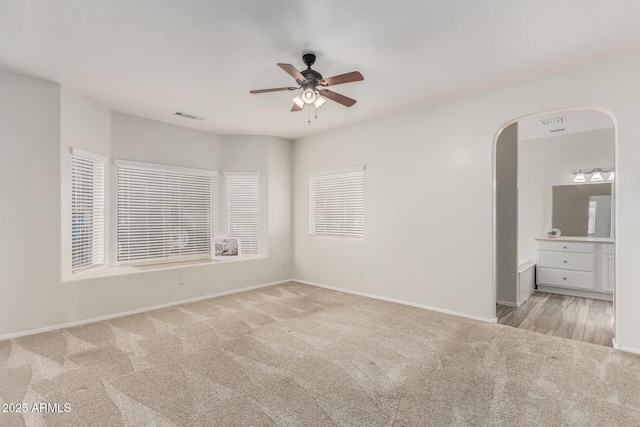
{"left": 308, "top": 107, "right": 311, "bottom": 124}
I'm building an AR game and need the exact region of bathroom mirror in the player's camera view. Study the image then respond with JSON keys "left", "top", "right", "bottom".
{"left": 547, "top": 183, "right": 613, "bottom": 237}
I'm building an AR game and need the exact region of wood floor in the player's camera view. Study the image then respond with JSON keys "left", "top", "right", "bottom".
{"left": 497, "top": 291, "right": 614, "bottom": 347}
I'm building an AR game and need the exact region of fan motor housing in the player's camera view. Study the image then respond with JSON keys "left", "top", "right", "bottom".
{"left": 301, "top": 69, "right": 323, "bottom": 86}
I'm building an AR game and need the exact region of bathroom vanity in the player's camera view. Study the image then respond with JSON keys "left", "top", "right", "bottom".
{"left": 536, "top": 237, "right": 613, "bottom": 301}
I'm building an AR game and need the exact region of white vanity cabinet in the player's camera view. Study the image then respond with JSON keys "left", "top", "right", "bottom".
{"left": 536, "top": 238, "right": 613, "bottom": 300}
{"left": 600, "top": 243, "right": 615, "bottom": 294}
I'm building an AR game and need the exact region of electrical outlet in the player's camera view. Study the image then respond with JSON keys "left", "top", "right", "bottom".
{"left": 359, "top": 270, "right": 364, "bottom": 279}
{"left": 179, "top": 275, "right": 186, "bottom": 285}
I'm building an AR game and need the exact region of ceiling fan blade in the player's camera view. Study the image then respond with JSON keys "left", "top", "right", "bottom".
{"left": 318, "top": 89, "right": 357, "bottom": 107}
{"left": 250, "top": 87, "right": 298, "bottom": 94}
{"left": 291, "top": 104, "right": 303, "bottom": 112}
{"left": 277, "top": 63, "right": 307, "bottom": 82}
{"left": 319, "top": 71, "right": 364, "bottom": 86}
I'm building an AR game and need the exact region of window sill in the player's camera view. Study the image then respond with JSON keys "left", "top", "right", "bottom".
{"left": 309, "top": 234, "right": 364, "bottom": 240}
{"left": 61, "top": 255, "right": 267, "bottom": 283}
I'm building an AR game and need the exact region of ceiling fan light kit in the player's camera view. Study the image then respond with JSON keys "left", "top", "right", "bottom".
{"left": 302, "top": 88, "right": 316, "bottom": 104}
{"left": 250, "top": 52, "right": 364, "bottom": 117}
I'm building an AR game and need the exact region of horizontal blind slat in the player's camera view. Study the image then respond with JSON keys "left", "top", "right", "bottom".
{"left": 226, "top": 175, "right": 259, "bottom": 255}
{"left": 309, "top": 169, "right": 364, "bottom": 238}
{"left": 71, "top": 153, "right": 105, "bottom": 273}
{"left": 117, "top": 164, "right": 215, "bottom": 263}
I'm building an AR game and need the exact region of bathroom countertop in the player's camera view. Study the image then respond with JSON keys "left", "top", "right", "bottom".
{"left": 535, "top": 236, "right": 614, "bottom": 243}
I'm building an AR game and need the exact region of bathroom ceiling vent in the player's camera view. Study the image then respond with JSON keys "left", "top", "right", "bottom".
{"left": 540, "top": 116, "right": 567, "bottom": 134}
{"left": 540, "top": 116, "right": 567, "bottom": 126}
{"left": 173, "top": 111, "right": 205, "bottom": 121}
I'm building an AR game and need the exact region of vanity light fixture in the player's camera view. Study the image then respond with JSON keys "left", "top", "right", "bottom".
{"left": 572, "top": 168, "right": 614, "bottom": 183}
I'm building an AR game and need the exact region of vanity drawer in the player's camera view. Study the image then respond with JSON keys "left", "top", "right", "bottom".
{"left": 537, "top": 267, "right": 596, "bottom": 290}
{"left": 537, "top": 240, "right": 595, "bottom": 253}
{"left": 537, "top": 251, "right": 595, "bottom": 271}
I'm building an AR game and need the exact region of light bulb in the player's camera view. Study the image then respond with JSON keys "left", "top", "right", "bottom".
{"left": 302, "top": 88, "right": 316, "bottom": 104}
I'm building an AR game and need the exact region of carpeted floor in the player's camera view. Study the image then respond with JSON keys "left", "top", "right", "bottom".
{"left": 1, "top": 281, "right": 639, "bottom": 426}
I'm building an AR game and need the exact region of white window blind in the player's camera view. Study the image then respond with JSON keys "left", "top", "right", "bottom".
{"left": 309, "top": 166, "right": 364, "bottom": 238}
{"left": 116, "top": 160, "right": 216, "bottom": 263}
{"left": 226, "top": 173, "right": 260, "bottom": 255}
{"left": 71, "top": 149, "right": 105, "bottom": 273}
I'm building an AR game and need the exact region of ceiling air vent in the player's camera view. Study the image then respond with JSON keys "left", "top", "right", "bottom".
{"left": 173, "top": 111, "right": 205, "bottom": 121}
{"left": 540, "top": 116, "right": 567, "bottom": 134}
{"left": 540, "top": 116, "right": 567, "bottom": 126}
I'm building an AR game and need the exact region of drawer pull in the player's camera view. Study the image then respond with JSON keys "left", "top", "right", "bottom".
{"left": 563, "top": 277, "right": 567, "bottom": 280}
{"left": 563, "top": 246, "right": 567, "bottom": 249}
{"left": 563, "top": 260, "right": 567, "bottom": 263}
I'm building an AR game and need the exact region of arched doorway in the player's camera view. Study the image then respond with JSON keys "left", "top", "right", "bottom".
{"left": 493, "top": 107, "right": 616, "bottom": 347}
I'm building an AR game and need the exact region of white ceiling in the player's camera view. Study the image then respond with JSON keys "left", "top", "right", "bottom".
{"left": 518, "top": 109, "right": 615, "bottom": 141}
{"left": 1, "top": 1, "right": 640, "bottom": 140}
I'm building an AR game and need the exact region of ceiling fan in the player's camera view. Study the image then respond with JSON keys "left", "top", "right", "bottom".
{"left": 250, "top": 53, "right": 364, "bottom": 112}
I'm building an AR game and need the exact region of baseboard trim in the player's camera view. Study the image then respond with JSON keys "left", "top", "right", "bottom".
{"left": 536, "top": 285, "right": 613, "bottom": 302}
{"left": 612, "top": 338, "right": 640, "bottom": 355}
{"left": 294, "top": 279, "right": 498, "bottom": 324}
{"left": 0, "top": 279, "right": 292, "bottom": 341}
{"left": 497, "top": 300, "right": 517, "bottom": 307}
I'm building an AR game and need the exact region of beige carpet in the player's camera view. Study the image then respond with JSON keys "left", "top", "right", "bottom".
{"left": 1, "top": 282, "right": 639, "bottom": 426}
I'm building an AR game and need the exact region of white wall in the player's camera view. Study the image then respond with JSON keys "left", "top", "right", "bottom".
{"left": 0, "top": 76, "right": 293, "bottom": 338}
{"left": 496, "top": 123, "right": 518, "bottom": 305}
{"left": 60, "top": 88, "right": 112, "bottom": 277}
{"left": 111, "top": 112, "right": 222, "bottom": 170}
{"left": 0, "top": 72, "right": 60, "bottom": 336}
{"left": 221, "top": 136, "right": 269, "bottom": 255}
{"left": 518, "top": 127, "right": 615, "bottom": 260}
{"left": 293, "top": 101, "right": 497, "bottom": 323}
{"left": 268, "top": 137, "right": 293, "bottom": 274}
{"left": 293, "top": 53, "right": 640, "bottom": 352}
{"left": 220, "top": 135, "right": 293, "bottom": 270}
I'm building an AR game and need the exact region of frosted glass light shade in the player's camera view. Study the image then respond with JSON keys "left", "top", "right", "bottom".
{"left": 590, "top": 169, "right": 604, "bottom": 182}
{"left": 573, "top": 172, "right": 586, "bottom": 183}
{"left": 608, "top": 171, "right": 615, "bottom": 181}
{"left": 292, "top": 95, "right": 304, "bottom": 108}
{"left": 314, "top": 96, "right": 326, "bottom": 109}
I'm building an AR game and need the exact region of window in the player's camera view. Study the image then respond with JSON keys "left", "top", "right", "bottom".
{"left": 116, "top": 160, "right": 216, "bottom": 264}
{"left": 71, "top": 149, "right": 106, "bottom": 273}
{"left": 309, "top": 166, "right": 364, "bottom": 238}
{"left": 226, "top": 173, "right": 260, "bottom": 255}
